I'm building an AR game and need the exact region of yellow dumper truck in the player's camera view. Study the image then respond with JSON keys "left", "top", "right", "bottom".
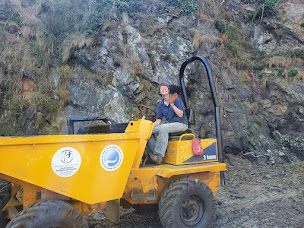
{"left": 0, "top": 56, "right": 226, "bottom": 228}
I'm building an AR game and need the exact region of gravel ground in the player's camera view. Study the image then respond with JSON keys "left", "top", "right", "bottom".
{"left": 86, "top": 155, "right": 304, "bottom": 228}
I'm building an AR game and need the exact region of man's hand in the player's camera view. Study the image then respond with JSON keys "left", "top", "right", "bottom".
{"left": 169, "top": 93, "right": 178, "bottom": 104}
{"left": 154, "top": 119, "right": 161, "bottom": 127}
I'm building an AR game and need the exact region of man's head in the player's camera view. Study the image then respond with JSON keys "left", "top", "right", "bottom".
{"left": 159, "top": 83, "right": 169, "bottom": 96}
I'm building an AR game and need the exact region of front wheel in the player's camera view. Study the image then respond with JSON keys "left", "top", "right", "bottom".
{"left": 6, "top": 200, "right": 88, "bottom": 228}
{"left": 159, "top": 178, "right": 215, "bottom": 228}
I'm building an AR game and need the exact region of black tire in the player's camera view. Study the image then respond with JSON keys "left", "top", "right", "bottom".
{"left": 0, "top": 180, "right": 11, "bottom": 211}
{"left": 159, "top": 178, "right": 215, "bottom": 228}
{"left": 6, "top": 200, "right": 88, "bottom": 228}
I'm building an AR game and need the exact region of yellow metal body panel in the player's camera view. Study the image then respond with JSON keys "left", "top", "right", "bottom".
{"left": 127, "top": 120, "right": 154, "bottom": 168}
{"left": 0, "top": 119, "right": 153, "bottom": 205}
{"left": 156, "top": 162, "right": 226, "bottom": 178}
{"left": 0, "top": 118, "right": 227, "bottom": 216}
{"left": 163, "top": 136, "right": 218, "bottom": 165}
{"left": 0, "top": 174, "right": 107, "bottom": 216}
{"left": 123, "top": 162, "right": 226, "bottom": 204}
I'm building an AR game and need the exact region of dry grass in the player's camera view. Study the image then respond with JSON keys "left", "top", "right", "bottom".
{"left": 197, "top": 0, "right": 219, "bottom": 27}
{"left": 189, "top": 28, "right": 223, "bottom": 51}
{"left": 242, "top": 101, "right": 260, "bottom": 115}
{"left": 146, "top": 24, "right": 167, "bottom": 37}
{"left": 261, "top": 75, "right": 269, "bottom": 88}
{"left": 62, "top": 34, "right": 93, "bottom": 63}
{"left": 10, "top": 0, "right": 41, "bottom": 28}
{"left": 267, "top": 56, "right": 304, "bottom": 68}
{"left": 286, "top": 69, "right": 304, "bottom": 82}
{"left": 267, "top": 56, "right": 293, "bottom": 68}
{"left": 1, "top": 32, "right": 26, "bottom": 70}
{"left": 35, "top": 30, "right": 55, "bottom": 56}
{"left": 239, "top": 70, "right": 254, "bottom": 86}
{"left": 198, "top": 14, "right": 213, "bottom": 27}
{"left": 113, "top": 53, "right": 146, "bottom": 77}
{"left": 58, "top": 65, "right": 73, "bottom": 94}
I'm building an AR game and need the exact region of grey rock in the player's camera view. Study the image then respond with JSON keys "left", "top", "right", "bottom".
{"left": 68, "top": 68, "right": 129, "bottom": 124}
{"left": 74, "top": 50, "right": 94, "bottom": 72}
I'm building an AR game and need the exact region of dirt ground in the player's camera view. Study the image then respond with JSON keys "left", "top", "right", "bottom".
{"left": 86, "top": 155, "right": 304, "bottom": 228}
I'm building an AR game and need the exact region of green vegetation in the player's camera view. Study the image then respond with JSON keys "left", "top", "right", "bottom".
{"left": 250, "top": 121, "right": 262, "bottom": 133}
{"left": 0, "top": 24, "right": 4, "bottom": 33}
{"left": 247, "top": 0, "right": 280, "bottom": 21}
{"left": 0, "top": 65, "right": 72, "bottom": 135}
{"left": 85, "top": 0, "right": 113, "bottom": 35}
{"left": 133, "top": 75, "right": 139, "bottom": 82}
{"left": 107, "top": 72, "right": 114, "bottom": 83}
{"left": 39, "top": 0, "right": 85, "bottom": 61}
{"left": 0, "top": 119, "right": 15, "bottom": 136}
{"left": 253, "top": 209, "right": 263, "bottom": 218}
{"left": 0, "top": 6, "right": 22, "bottom": 26}
{"left": 85, "top": 0, "right": 197, "bottom": 35}
{"left": 220, "top": 22, "right": 264, "bottom": 69}
{"left": 86, "top": 0, "right": 142, "bottom": 35}
{"left": 255, "top": 121, "right": 262, "bottom": 127}
{"left": 162, "top": 54, "right": 172, "bottom": 61}
{"left": 215, "top": 20, "right": 228, "bottom": 33}
{"left": 6, "top": 94, "right": 27, "bottom": 115}
{"left": 125, "top": 104, "right": 133, "bottom": 117}
{"left": 287, "top": 69, "right": 298, "bottom": 78}
{"left": 224, "top": 24, "right": 245, "bottom": 54}
{"left": 278, "top": 68, "right": 284, "bottom": 75}
{"left": 58, "top": 66, "right": 73, "bottom": 92}
{"left": 116, "top": 0, "right": 142, "bottom": 15}
{"left": 254, "top": 63, "right": 266, "bottom": 71}
{"left": 29, "top": 42, "right": 50, "bottom": 66}
{"left": 167, "top": 24, "right": 175, "bottom": 30}
{"left": 166, "top": 0, "right": 198, "bottom": 14}
{"left": 288, "top": 47, "right": 304, "bottom": 59}
{"left": 29, "top": 92, "right": 58, "bottom": 114}
{"left": 37, "top": 0, "right": 198, "bottom": 38}
{"left": 250, "top": 49, "right": 267, "bottom": 61}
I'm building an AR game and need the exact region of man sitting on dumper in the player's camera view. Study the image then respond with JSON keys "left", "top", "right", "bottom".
{"left": 148, "top": 83, "right": 188, "bottom": 164}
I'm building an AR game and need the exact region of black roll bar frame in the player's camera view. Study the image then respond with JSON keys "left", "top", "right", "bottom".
{"left": 179, "top": 55, "right": 225, "bottom": 186}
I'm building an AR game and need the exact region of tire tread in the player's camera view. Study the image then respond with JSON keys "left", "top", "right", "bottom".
{"left": 6, "top": 200, "right": 88, "bottom": 228}
{"left": 159, "top": 177, "right": 215, "bottom": 228}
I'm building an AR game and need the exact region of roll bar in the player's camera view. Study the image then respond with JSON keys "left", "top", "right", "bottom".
{"left": 179, "top": 55, "right": 224, "bottom": 186}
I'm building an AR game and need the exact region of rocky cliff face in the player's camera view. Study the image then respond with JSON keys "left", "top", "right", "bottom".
{"left": 0, "top": 0, "right": 303, "bottom": 164}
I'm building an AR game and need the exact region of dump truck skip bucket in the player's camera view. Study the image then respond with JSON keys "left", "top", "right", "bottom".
{"left": 0, "top": 120, "right": 153, "bottom": 205}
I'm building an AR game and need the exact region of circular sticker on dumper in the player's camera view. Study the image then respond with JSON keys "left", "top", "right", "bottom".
{"left": 52, "top": 147, "right": 81, "bottom": 177}
{"left": 100, "top": 145, "right": 124, "bottom": 171}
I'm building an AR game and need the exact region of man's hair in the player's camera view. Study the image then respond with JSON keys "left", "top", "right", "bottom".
{"left": 159, "top": 83, "right": 170, "bottom": 91}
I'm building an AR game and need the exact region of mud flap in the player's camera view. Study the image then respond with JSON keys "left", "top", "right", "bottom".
{"left": 106, "top": 199, "right": 120, "bottom": 224}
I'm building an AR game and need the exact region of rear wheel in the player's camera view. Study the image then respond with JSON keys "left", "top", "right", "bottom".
{"left": 6, "top": 200, "right": 88, "bottom": 228}
{"left": 159, "top": 178, "right": 215, "bottom": 228}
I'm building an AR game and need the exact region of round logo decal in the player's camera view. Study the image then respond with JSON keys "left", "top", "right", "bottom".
{"left": 52, "top": 147, "right": 81, "bottom": 177}
{"left": 100, "top": 145, "right": 124, "bottom": 171}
